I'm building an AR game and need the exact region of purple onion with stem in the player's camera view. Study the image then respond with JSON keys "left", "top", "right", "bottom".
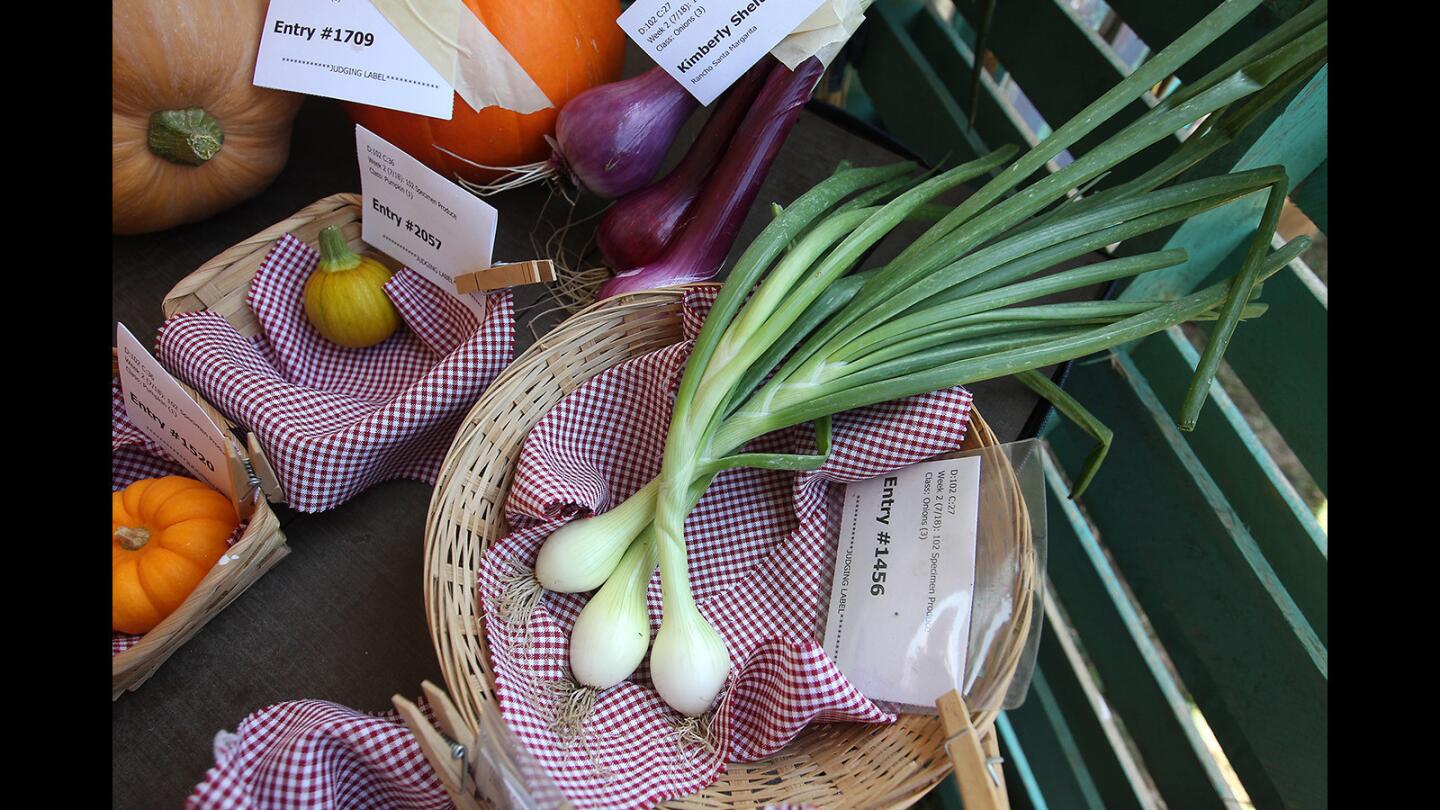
{"left": 596, "top": 56, "right": 826, "bottom": 299}
{"left": 550, "top": 67, "right": 700, "bottom": 199}
{"left": 596, "top": 59, "right": 773, "bottom": 270}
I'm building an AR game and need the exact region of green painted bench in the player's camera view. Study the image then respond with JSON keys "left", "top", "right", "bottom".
{"left": 842, "top": 1, "right": 1327, "bottom": 808}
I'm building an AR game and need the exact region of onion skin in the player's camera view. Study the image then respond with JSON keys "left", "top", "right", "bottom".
{"left": 596, "top": 60, "right": 772, "bottom": 270}
{"left": 596, "top": 57, "right": 825, "bottom": 299}
{"left": 553, "top": 67, "right": 700, "bottom": 199}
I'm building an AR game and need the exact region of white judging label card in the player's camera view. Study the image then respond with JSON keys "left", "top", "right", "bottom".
{"left": 618, "top": 0, "right": 826, "bottom": 105}
{"left": 254, "top": 0, "right": 454, "bottom": 119}
{"left": 355, "top": 124, "right": 496, "bottom": 319}
{"left": 823, "top": 454, "right": 983, "bottom": 707}
{"left": 116, "top": 324, "right": 239, "bottom": 500}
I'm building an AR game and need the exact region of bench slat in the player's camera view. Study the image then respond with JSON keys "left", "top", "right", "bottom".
{"left": 1120, "top": 66, "right": 1328, "bottom": 299}
{"left": 949, "top": 0, "right": 1175, "bottom": 184}
{"left": 1046, "top": 350, "right": 1327, "bottom": 809}
{"left": 851, "top": 1, "right": 989, "bottom": 167}
{"left": 1103, "top": 0, "right": 1294, "bottom": 83}
{"left": 1043, "top": 450, "right": 1235, "bottom": 808}
{"left": 1132, "top": 327, "right": 1327, "bottom": 635}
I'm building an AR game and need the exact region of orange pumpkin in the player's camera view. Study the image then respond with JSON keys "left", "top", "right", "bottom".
{"left": 113, "top": 476, "right": 240, "bottom": 635}
{"left": 345, "top": 0, "right": 625, "bottom": 184}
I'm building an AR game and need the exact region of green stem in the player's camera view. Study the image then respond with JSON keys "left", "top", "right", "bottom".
{"left": 776, "top": 169, "right": 1279, "bottom": 396}
{"left": 718, "top": 276, "right": 1255, "bottom": 451}
{"left": 317, "top": 225, "right": 362, "bottom": 272}
{"left": 892, "top": 0, "right": 1268, "bottom": 266}
{"left": 834, "top": 323, "right": 1096, "bottom": 375}
{"left": 1015, "top": 369, "right": 1111, "bottom": 499}
{"left": 147, "top": 108, "right": 224, "bottom": 166}
{"left": 830, "top": 249, "right": 1188, "bottom": 362}
{"left": 1179, "top": 233, "right": 1311, "bottom": 428}
{"left": 671, "top": 162, "right": 912, "bottom": 435}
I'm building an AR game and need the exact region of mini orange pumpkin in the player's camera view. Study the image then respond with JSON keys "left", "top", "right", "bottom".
{"left": 113, "top": 476, "right": 240, "bottom": 634}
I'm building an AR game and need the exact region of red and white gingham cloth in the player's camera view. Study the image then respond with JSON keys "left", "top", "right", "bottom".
{"left": 478, "top": 287, "right": 974, "bottom": 808}
{"left": 187, "top": 686, "right": 823, "bottom": 807}
{"left": 188, "top": 699, "right": 451, "bottom": 810}
{"left": 156, "top": 233, "right": 514, "bottom": 512}
{"left": 184, "top": 693, "right": 820, "bottom": 810}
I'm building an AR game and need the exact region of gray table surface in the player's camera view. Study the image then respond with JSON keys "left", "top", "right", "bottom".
{"left": 111, "top": 85, "right": 1084, "bottom": 808}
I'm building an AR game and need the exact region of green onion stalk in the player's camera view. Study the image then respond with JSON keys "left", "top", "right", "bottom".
{"left": 523, "top": 0, "right": 1327, "bottom": 722}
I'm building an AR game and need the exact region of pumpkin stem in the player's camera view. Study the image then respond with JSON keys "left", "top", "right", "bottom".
{"left": 317, "top": 225, "right": 363, "bottom": 273}
{"left": 148, "top": 109, "right": 224, "bottom": 166}
{"left": 115, "top": 526, "right": 151, "bottom": 551}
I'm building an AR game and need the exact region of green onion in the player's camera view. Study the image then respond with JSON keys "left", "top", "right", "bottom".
{"left": 529, "top": 0, "right": 1326, "bottom": 719}
{"left": 1015, "top": 369, "right": 1112, "bottom": 499}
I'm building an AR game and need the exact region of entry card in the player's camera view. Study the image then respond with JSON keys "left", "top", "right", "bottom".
{"left": 355, "top": 124, "right": 496, "bottom": 319}
{"left": 823, "top": 454, "right": 983, "bottom": 708}
{"left": 254, "top": 0, "right": 454, "bottom": 119}
{"left": 618, "top": 0, "right": 827, "bottom": 105}
{"left": 116, "top": 324, "right": 240, "bottom": 501}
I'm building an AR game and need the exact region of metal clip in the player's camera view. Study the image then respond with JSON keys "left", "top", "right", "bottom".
{"left": 446, "top": 733, "right": 476, "bottom": 799}
{"left": 986, "top": 754, "right": 1005, "bottom": 787}
{"left": 935, "top": 689, "right": 1009, "bottom": 810}
{"left": 239, "top": 455, "right": 264, "bottom": 493}
{"left": 393, "top": 682, "right": 485, "bottom": 810}
{"left": 942, "top": 724, "right": 975, "bottom": 756}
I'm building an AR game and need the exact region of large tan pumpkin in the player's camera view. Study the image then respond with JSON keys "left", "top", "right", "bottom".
{"left": 112, "top": 0, "right": 304, "bottom": 235}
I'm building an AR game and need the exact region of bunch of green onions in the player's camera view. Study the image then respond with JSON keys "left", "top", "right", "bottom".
{"left": 523, "top": 0, "right": 1328, "bottom": 721}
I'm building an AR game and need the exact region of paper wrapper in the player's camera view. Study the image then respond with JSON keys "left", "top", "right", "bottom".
{"left": 369, "top": 0, "right": 552, "bottom": 114}
{"left": 771, "top": 0, "right": 869, "bottom": 70}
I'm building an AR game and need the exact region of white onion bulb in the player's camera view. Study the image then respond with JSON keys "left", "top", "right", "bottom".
{"left": 649, "top": 604, "right": 731, "bottom": 716}
{"left": 569, "top": 529, "right": 658, "bottom": 689}
{"left": 535, "top": 480, "right": 658, "bottom": 593}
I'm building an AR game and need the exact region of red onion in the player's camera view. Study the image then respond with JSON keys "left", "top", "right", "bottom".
{"left": 596, "top": 57, "right": 825, "bottom": 299}
{"left": 551, "top": 67, "right": 700, "bottom": 199}
{"left": 596, "top": 60, "right": 771, "bottom": 270}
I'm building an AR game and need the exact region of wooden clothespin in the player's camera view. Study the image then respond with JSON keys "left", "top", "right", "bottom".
{"left": 936, "top": 688, "right": 1009, "bottom": 810}
{"left": 394, "top": 681, "right": 484, "bottom": 810}
{"left": 454, "top": 260, "right": 557, "bottom": 294}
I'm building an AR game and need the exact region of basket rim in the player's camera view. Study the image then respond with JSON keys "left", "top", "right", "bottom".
{"left": 160, "top": 192, "right": 362, "bottom": 320}
{"left": 421, "top": 283, "right": 1035, "bottom": 808}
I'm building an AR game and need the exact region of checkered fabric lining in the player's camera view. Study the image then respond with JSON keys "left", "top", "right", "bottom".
{"left": 156, "top": 233, "right": 515, "bottom": 513}
{"left": 183, "top": 697, "right": 821, "bottom": 810}
{"left": 477, "top": 287, "right": 974, "bottom": 808}
{"left": 187, "top": 699, "right": 451, "bottom": 810}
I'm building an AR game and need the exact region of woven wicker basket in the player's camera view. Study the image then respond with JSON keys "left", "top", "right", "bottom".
{"left": 161, "top": 192, "right": 410, "bottom": 503}
{"left": 121, "top": 194, "right": 374, "bottom": 698}
{"left": 112, "top": 351, "right": 290, "bottom": 701}
{"left": 423, "top": 284, "right": 1037, "bottom": 808}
